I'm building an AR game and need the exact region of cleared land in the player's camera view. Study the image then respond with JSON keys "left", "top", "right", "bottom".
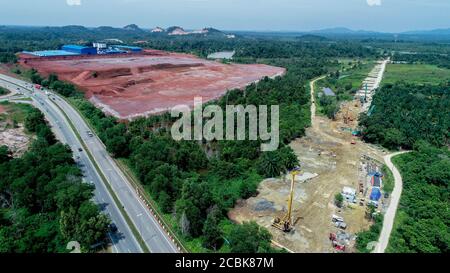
{"left": 21, "top": 50, "right": 285, "bottom": 119}
{"left": 0, "top": 102, "right": 33, "bottom": 157}
{"left": 383, "top": 64, "right": 450, "bottom": 85}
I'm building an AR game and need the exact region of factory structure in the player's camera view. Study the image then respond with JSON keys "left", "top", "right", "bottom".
{"left": 22, "top": 43, "right": 143, "bottom": 58}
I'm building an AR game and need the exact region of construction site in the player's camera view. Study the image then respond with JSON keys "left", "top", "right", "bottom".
{"left": 357, "top": 59, "right": 389, "bottom": 113}
{"left": 19, "top": 49, "right": 285, "bottom": 120}
{"left": 229, "top": 61, "right": 390, "bottom": 253}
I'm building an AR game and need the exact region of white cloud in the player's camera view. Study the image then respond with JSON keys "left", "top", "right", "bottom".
{"left": 66, "top": 0, "right": 82, "bottom": 6}
{"left": 367, "top": 0, "right": 382, "bottom": 6}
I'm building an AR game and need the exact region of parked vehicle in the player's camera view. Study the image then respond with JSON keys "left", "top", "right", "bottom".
{"left": 332, "top": 215, "right": 344, "bottom": 223}
{"left": 335, "top": 221, "right": 347, "bottom": 230}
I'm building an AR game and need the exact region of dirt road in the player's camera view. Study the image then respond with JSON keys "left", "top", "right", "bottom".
{"left": 374, "top": 151, "right": 409, "bottom": 253}
{"left": 310, "top": 76, "right": 326, "bottom": 128}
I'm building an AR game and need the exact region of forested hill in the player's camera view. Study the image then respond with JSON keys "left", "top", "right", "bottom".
{"left": 359, "top": 82, "right": 450, "bottom": 150}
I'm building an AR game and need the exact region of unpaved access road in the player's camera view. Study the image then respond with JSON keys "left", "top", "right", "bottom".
{"left": 374, "top": 151, "right": 409, "bottom": 253}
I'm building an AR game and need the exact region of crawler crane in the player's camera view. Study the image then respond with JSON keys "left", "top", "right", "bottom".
{"left": 272, "top": 166, "right": 302, "bottom": 232}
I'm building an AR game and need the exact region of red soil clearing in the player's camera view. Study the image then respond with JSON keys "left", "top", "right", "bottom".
{"left": 22, "top": 50, "right": 285, "bottom": 119}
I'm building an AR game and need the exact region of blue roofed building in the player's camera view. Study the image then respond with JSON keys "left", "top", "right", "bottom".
{"left": 323, "top": 87, "right": 336, "bottom": 96}
{"left": 62, "top": 45, "right": 97, "bottom": 55}
{"left": 22, "top": 50, "right": 81, "bottom": 57}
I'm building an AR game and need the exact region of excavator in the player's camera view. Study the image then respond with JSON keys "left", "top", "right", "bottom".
{"left": 272, "top": 166, "right": 302, "bottom": 232}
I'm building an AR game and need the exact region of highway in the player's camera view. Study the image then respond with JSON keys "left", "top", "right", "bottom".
{"left": 0, "top": 73, "right": 179, "bottom": 253}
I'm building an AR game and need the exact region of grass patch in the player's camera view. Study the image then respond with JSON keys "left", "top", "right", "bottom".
{"left": 337, "top": 59, "right": 375, "bottom": 90}
{"left": 0, "top": 101, "right": 34, "bottom": 124}
{"left": 382, "top": 165, "right": 394, "bottom": 194}
{"left": 385, "top": 210, "right": 408, "bottom": 253}
{"left": 383, "top": 64, "right": 450, "bottom": 85}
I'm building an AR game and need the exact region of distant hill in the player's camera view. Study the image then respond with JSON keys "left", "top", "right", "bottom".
{"left": 202, "top": 27, "right": 223, "bottom": 34}
{"left": 2, "top": 24, "right": 450, "bottom": 42}
{"left": 60, "top": 25, "right": 89, "bottom": 32}
{"left": 123, "top": 24, "right": 142, "bottom": 31}
{"left": 296, "top": 34, "right": 329, "bottom": 41}
{"left": 167, "top": 26, "right": 189, "bottom": 35}
{"left": 164, "top": 26, "right": 226, "bottom": 36}
{"left": 401, "top": 28, "right": 450, "bottom": 35}
{"left": 311, "top": 27, "right": 357, "bottom": 34}
{"left": 151, "top": 26, "right": 165, "bottom": 33}
{"left": 308, "top": 27, "right": 450, "bottom": 41}
{"left": 310, "top": 27, "right": 382, "bottom": 35}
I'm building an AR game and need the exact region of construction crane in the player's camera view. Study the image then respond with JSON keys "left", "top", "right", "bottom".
{"left": 273, "top": 166, "right": 302, "bottom": 232}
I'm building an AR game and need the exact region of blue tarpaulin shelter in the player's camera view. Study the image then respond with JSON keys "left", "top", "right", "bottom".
{"left": 370, "top": 188, "right": 382, "bottom": 201}
{"left": 322, "top": 87, "right": 336, "bottom": 96}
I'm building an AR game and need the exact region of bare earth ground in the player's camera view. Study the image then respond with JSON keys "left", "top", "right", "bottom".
{"left": 20, "top": 51, "right": 285, "bottom": 119}
{"left": 0, "top": 104, "right": 32, "bottom": 157}
{"left": 229, "top": 80, "right": 387, "bottom": 253}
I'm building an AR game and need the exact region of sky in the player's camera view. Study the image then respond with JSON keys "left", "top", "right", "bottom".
{"left": 0, "top": 0, "right": 449, "bottom": 32}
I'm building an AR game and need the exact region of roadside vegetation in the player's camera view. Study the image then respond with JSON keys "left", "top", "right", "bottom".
{"left": 355, "top": 213, "right": 384, "bottom": 253}
{"left": 387, "top": 143, "right": 449, "bottom": 253}
{"left": 0, "top": 106, "right": 109, "bottom": 252}
{"left": 381, "top": 165, "right": 394, "bottom": 194}
{"left": 0, "top": 87, "right": 10, "bottom": 96}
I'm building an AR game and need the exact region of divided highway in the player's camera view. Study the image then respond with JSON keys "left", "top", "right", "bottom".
{"left": 0, "top": 73, "right": 179, "bottom": 253}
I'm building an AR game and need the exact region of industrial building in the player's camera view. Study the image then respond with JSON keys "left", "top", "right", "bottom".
{"left": 22, "top": 43, "right": 142, "bottom": 58}
{"left": 112, "top": 45, "right": 143, "bottom": 52}
{"left": 22, "top": 50, "right": 81, "bottom": 57}
{"left": 62, "top": 45, "right": 98, "bottom": 55}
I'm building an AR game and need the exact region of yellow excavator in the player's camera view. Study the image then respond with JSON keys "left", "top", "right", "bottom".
{"left": 272, "top": 166, "right": 302, "bottom": 232}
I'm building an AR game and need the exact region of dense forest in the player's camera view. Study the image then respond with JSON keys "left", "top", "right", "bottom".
{"left": 0, "top": 106, "right": 109, "bottom": 252}
{"left": 359, "top": 82, "right": 450, "bottom": 150}
{"left": 388, "top": 143, "right": 449, "bottom": 253}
